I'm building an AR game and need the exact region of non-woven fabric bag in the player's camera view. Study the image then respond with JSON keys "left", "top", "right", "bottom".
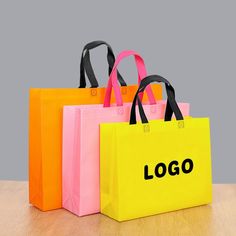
{"left": 62, "top": 51, "right": 189, "bottom": 216}
{"left": 29, "top": 40, "right": 138, "bottom": 211}
{"left": 100, "top": 74, "right": 212, "bottom": 222}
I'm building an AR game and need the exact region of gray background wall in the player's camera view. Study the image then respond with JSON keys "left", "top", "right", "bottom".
{"left": 0, "top": 1, "right": 235, "bottom": 182}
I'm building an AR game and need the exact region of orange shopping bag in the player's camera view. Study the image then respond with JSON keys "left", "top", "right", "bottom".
{"left": 29, "top": 41, "right": 162, "bottom": 211}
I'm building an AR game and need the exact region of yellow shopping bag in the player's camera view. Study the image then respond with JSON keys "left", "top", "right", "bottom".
{"left": 100, "top": 75, "right": 212, "bottom": 221}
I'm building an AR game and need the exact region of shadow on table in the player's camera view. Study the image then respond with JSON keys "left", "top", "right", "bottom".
{"left": 24, "top": 204, "right": 214, "bottom": 236}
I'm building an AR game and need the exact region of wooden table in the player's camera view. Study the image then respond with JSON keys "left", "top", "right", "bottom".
{"left": 0, "top": 181, "right": 235, "bottom": 236}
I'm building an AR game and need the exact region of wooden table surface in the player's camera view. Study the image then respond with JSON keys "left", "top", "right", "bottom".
{"left": 0, "top": 181, "right": 235, "bottom": 236}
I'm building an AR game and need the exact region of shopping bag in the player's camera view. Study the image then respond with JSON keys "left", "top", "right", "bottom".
{"left": 100, "top": 75, "right": 212, "bottom": 221}
{"left": 62, "top": 51, "right": 188, "bottom": 216}
{"left": 29, "top": 40, "right": 136, "bottom": 211}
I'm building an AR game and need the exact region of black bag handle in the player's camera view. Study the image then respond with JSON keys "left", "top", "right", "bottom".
{"left": 130, "top": 75, "right": 184, "bottom": 124}
{"left": 79, "top": 40, "right": 127, "bottom": 88}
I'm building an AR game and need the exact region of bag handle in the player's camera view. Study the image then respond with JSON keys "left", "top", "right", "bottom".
{"left": 130, "top": 75, "right": 184, "bottom": 124}
{"left": 103, "top": 50, "right": 156, "bottom": 107}
{"left": 79, "top": 40, "right": 127, "bottom": 88}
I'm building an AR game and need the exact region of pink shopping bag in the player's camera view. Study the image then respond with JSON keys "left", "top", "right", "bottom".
{"left": 62, "top": 50, "right": 190, "bottom": 216}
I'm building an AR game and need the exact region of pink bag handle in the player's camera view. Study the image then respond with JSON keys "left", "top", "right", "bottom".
{"left": 103, "top": 50, "right": 156, "bottom": 107}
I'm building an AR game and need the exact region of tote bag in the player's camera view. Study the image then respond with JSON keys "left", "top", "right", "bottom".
{"left": 29, "top": 40, "right": 137, "bottom": 211}
{"left": 62, "top": 51, "right": 188, "bottom": 216}
{"left": 100, "top": 75, "right": 212, "bottom": 221}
